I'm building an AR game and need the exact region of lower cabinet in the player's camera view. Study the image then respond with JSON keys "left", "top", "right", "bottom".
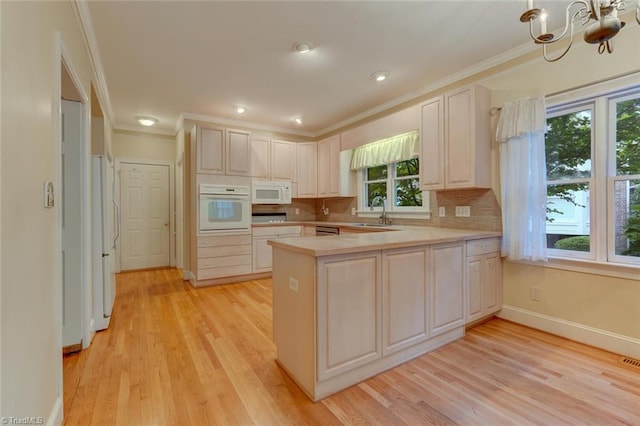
{"left": 382, "top": 247, "right": 429, "bottom": 356}
{"left": 429, "top": 242, "right": 465, "bottom": 337}
{"left": 197, "top": 234, "right": 252, "bottom": 280}
{"left": 252, "top": 225, "right": 302, "bottom": 273}
{"left": 466, "top": 238, "right": 502, "bottom": 323}
{"left": 317, "top": 252, "right": 382, "bottom": 381}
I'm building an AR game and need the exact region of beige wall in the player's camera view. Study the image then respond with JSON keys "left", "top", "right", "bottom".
{"left": 478, "top": 25, "right": 640, "bottom": 342}
{"left": 1, "top": 0, "right": 95, "bottom": 421}
{"left": 112, "top": 130, "right": 176, "bottom": 162}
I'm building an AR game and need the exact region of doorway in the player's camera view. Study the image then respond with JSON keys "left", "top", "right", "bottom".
{"left": 116, "top": 160, "right": 174, "bottom": 271}
{"left": 59, "top": 53, "right": 91, "bottom": 354}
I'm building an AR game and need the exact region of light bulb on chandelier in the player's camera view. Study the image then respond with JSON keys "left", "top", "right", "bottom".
{"left": 520, "top": 0, "right": 640, "bottom": 62}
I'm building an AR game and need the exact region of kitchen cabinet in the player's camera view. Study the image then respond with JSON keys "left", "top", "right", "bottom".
{"left": 271, "top": 139, "right": 297, "bottom": 182}
{"left": 382, "top": 247, "right": 429, "bottom": 356}
{"left": 420, "top": 84, "right": 491, "bottom": 190}
{"left": 466, "top": 238, "right": 502, "bottom": 323}
{"left": 250, "top": 136, "right": 270, "bottom": 180}
{"left": 303, "top": 225, "right": 316, "bottom": 236}
{"left": 272, "top": 238, "right": 466, "bottom": 401}
{"left": 429, "top": 242, "right": 465, "bottom": 337}
{"left": 296, "top": 142, "right": 317, "bottom": 198}
{"left": 317, "top": 135, "right": 355, "bottom": 197}
{"left": 252, "top": 225, "right": 302, "bottom": 273}
{"left": 196, "top": 234, "right": 252, "bottom": 281}
{"left": 317, "top": 252, "right": 382, "bottom": 381}
{"left": 192, "top": 125, "right": 251, "bottom": 176}
{"left": 226, "top": 129, "right": 252, "bottom": 176}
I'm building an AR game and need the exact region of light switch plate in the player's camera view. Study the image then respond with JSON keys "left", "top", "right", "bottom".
{"left": 455, "top": 206, "right": 471, "bottom": 217}
{"left": 438, "top": 206, "right": 445, "bottom": 217}
{"left": 289, "top": 277, "right": 299, "bottom": 292}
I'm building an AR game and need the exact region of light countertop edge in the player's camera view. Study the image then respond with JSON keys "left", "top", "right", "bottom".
{"left": 267, "top": 226, "right": 501, "bottom": 258}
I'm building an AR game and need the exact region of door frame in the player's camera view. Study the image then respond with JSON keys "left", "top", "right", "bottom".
{"left": 53, "top": 32, "right": 92, "bottom": 419}
{"left": 115, "top": 158, "right": 175, "bottom": 272}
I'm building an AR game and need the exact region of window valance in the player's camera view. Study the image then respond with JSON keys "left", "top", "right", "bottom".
{"left": 350, "top": 130, "right": 419, "bottom": 170}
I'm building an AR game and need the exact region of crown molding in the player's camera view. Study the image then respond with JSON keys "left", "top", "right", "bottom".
{"left": 181, "top": 112, "right": 316, "bottom": 138}
{"left": 71, "top": 0, "right": 115, "bottom": 128}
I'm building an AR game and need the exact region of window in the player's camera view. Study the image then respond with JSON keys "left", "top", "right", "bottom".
{"left": 360, "top": 158, "right": 427, "bottom": 215}
{"left": 545, "top": 81, "right": 640, "bottom": 266}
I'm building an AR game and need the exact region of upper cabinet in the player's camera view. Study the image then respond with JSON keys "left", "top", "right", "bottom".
{"left": 193, "top": 125, "right": 251, "bottom": 176}
{"left": 250, "top": 136, "right": 270, "bottom": 180}
{"left": 251, "top": 137, "right": 298, "bottom": 182}
{"left": 317, "top": 135, "right": 355, "bottom": 198}
{"left": 420, "top": 84, "right": 491, "bottom": 190}
{"left": 271, "top": 139, "right": 297, "bottom": 182}
{"left": 296, "top": 142, "right": 317, "bottom": 198}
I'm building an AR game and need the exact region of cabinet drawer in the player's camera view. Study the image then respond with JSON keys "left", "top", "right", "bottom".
{"left": 198, "top": 234, "right": 252, "bottom": 248}
{"left": 198, "top": 244, "right": 252, "bottom": 258}
{"left": 252, "top": 225, "right": 301, "bottom": 237}
{"left": 197, "top": 264, "right": 253, "bottom": 280}
{"left": 197, "top": 254, "right": 252, "bottom": 270}
{"left": 466, "top": 238, "right": 500, "bottom": 256}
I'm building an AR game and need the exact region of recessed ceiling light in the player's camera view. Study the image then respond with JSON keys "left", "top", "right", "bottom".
{"left": 292, "top": 41, "right": 314, "bottom": 54}
{"left": 371, "top": 71, "right": 389, "bottom": 82}
{"left": 294, "top": 117, "right": 303, "bottom": 125}
{"left": 234, "top": 106, "right": 246, "bottom": 114}
{"left": 136, "top": 116, "right": 158, "bottom": 126}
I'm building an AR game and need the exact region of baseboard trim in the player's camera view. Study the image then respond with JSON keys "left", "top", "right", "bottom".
{"left": 46, "top": 396, "right": 63, "bottom": 426}
{"left": 497, "top": 305, "right": 640, "bottom": 358}
{"left": 183, "top": 269, "right": 191, "bottom": 281}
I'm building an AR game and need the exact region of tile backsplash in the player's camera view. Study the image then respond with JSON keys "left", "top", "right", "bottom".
{"left": 312, "top": 188, "right": 501, "bottom": 231}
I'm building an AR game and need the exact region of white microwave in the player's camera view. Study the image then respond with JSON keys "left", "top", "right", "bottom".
{"left": 252, "top": 181, "right": 292, "bottom": 204}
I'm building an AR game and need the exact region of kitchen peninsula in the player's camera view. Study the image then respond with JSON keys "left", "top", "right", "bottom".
{"left": 269, "top": 226, "right": 502, "bottom": 401}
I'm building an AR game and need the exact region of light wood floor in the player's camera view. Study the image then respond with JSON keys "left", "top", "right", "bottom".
{"left": 63, "top": 268, "right": 640, "bottom": 425}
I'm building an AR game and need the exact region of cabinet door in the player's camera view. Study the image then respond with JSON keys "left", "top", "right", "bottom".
{"left": 296, "top": 142, "right": 317, "bottom": 198}
{"left": 482, "top": 252, "right": 502, "bottom": 314}
{"left": 466, "top": 256, "right": 483, "bottom": 323}
{"left": 317, "top": 135, "right": 341, "bottom": 197}
{"left": 271, "top": 140, "right": 297, "bottom": 182}
{"left": 429, "top": 242, "right": 465, "bottom": 337}
{"left": 226, "top": 129, "right": 251, "bottom": 176}
{"left": 444, "top": 85, "right": 491, "bottom": 189}
{"left": 382, "top": 247, "right": 429, "bottom": 356}
{"left": 252, "top": 236, "right": 274, "bottom": 273}
{"left": 251, "top": 137, "right": 270, "bottom": 179}
{"left": 420, "top": 96, "right": 444, "bottom": 190}
{"left": 317, "top": 252, "right": 382, "bottom": 381}
{"left": 197, "top": 126, "right": 225, "bottom": 175}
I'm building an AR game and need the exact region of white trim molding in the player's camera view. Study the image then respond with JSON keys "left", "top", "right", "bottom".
{"left": 498, "top": 305, "right": 640, "bottom": 359}
{"left": 46, "top": 396, "right": 63, "bottom": 426}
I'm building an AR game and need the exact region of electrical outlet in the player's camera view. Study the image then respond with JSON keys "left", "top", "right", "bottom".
{"left": 530, "top": 286, "right": 541, "bottom": 301}
{"left": 295, "top": 208, "right": 300, "bottom": 215}
{"left": 351, "top": 207, "right": 357, "bottom": 215}
{"left": 289, "top": 277, "right": 299, "bottom": 293}
{"left": 438, "top": 206, "right": 445, "bottom": 217}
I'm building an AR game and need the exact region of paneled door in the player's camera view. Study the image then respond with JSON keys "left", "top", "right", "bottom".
{"left": 120, "top": 162, "right": 170, "bottom": 270}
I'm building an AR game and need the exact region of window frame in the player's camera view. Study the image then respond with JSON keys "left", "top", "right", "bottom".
{"left": 357, "top": 159, "right": 430, "bottom": 219}
{"left": 545, "top": 102, "right": 596, "bottom": 260}
{"left": 544, "top": 78, "right": 640, "bottom": 268}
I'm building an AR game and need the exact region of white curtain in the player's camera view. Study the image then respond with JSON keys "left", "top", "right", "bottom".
{"left": 350, "top": 130, "right": 419, "bottom": 170}
{"left": 496, "top": 96, "right": 548, "bottom": 262}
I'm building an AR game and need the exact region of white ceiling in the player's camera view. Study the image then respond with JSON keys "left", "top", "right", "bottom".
{"left": 86, "top": 1, "right": 570, "bottom": 136}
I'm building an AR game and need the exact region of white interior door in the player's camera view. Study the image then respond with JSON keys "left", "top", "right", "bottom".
{"left": 62, "top": 99, "right": 83, "bottom": 348}
{"left": 120, "top": 162, "right": 171, "bottom": 270}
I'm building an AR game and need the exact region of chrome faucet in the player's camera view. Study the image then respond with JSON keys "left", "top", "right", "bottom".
{"left": 371, "top": 195, "right": 390, "bottom": 225}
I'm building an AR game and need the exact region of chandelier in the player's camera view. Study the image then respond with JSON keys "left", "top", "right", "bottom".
{"left": 520, "top": 0, "right": 640, "bottom": 62}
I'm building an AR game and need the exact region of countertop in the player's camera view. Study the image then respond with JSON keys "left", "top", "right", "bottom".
{"left": 266, "top": 223, "right": 501, "bottom": 257}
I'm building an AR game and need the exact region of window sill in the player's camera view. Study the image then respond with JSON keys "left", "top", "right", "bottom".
{"left": 508, "top": 256, "right": 640, "bottom": 281}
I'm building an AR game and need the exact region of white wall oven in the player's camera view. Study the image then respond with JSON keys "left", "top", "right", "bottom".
{"left": 199, "top": 184, "right": 251, "bottom": 233}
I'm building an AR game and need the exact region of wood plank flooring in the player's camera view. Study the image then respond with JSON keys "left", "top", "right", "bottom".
{"left": 63, "top": 268, "right": 640, "bottom": 425}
